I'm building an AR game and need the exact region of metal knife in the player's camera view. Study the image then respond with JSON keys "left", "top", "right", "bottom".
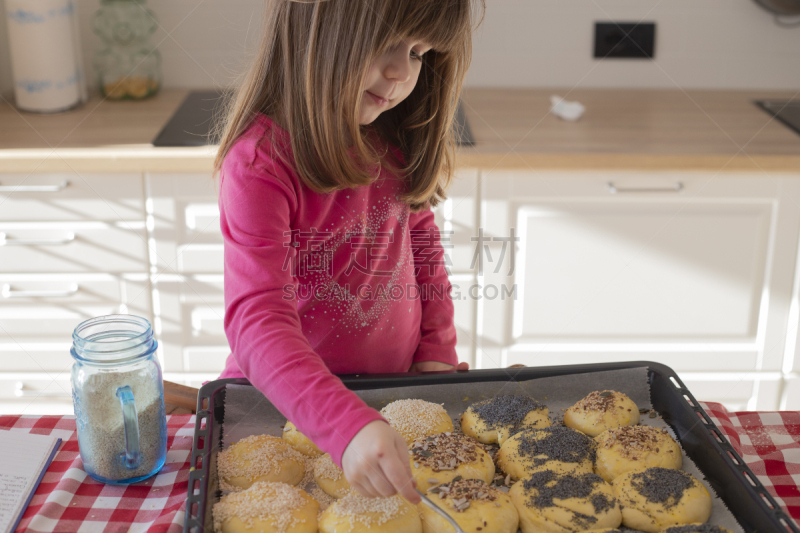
{"left": 416, "top": 488, "right": 467, "bottom": 533}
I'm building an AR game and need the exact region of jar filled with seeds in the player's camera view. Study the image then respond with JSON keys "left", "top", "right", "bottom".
{"left": 91, "top": 0, "right": 160, "bottom": 100}
{"left": 71, "top": 314, "right": 167, "bottom": 484}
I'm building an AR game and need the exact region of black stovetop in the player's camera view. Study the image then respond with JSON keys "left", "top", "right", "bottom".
{"left": 755, "top": 99, "right": 800, "bottom": 137}
{"left": 153, "top": 90, "right": 475, "bottom": 147}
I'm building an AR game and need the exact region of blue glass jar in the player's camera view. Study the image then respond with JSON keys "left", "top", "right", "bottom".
{"left": 71, "top": 315, "right": 167, "bottom": 484}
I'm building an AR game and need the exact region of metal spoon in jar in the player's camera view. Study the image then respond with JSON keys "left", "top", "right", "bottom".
{"left": 415, "top": 488, "right": 467, "bottom": 533}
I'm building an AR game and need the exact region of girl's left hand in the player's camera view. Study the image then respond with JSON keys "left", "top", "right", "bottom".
{"left": 408, "top": 361, "right": 469, "bottom": 372}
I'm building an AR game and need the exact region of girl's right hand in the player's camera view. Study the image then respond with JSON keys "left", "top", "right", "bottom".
{"left": 341, "top": 420, "right": 421, "bottom": 504}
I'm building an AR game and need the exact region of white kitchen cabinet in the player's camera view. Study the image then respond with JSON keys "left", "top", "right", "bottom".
{"left": 0, "top": 221, "right": 149, "bottom": 273}
{"left": 145, "top": 173, "right": 225, "bottom": 377}
{"left": 434, "top": 169, "right": 480, "bottom": 367}
{"left": 154, "top": 275, "right": 227, "bottom": 375}
{"left": 477, "top": 170, "right": 800, "bottom": 409}
{"left": 0, "top": 174, "right": 145, "bottom": 221}
{"left": 7, "top": 169, "right": 800, "bottom": 411}
{"left": 0, "top": 273, "right": 152, "bottom": 353}
{"left": 0, "top": 173, "right": 152, "bottom": 414}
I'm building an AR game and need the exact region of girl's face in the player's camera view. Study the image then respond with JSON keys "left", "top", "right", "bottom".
{"left": 359, "top": 38, "right": 433, "bottom": 125}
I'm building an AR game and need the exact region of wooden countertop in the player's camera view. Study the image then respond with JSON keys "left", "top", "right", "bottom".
{"left": 1, "top": 88, "right": 799, "bottom": 173}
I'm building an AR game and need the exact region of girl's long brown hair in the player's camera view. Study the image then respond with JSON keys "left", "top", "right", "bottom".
{"left": 213, "top": 0, "right": 484, "bottom": 211}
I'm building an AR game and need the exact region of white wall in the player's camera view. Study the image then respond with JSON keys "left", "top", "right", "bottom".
{"left": 468, "top": 0, "right": 800, "bottom": 89}
{"left": 0, "top": 0, "right": 799, "bottom": 99}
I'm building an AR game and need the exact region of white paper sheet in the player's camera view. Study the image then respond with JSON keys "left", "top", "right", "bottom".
{"left": 0, "top": 430, "right": 61, "bottom": 533}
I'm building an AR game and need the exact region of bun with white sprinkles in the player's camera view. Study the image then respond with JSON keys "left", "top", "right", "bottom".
{"left": 313, "top": 453, "right": 353, "bottom": 499}
{"left": 212, "top": 481, "right": 319, "bottom": 533}
{"left": 217, "top": 435, "right": 306, "bottom": 492}
{"left": 380, "top": 399, "right": 454, "bottom": 445}
{"left": 282, "top": 421, "right": 323, "bottom": 457}
{"left": 318, "top": 492, "right": 422, "bottom": 533}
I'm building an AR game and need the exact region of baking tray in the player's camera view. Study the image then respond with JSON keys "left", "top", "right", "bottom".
{"left": 183, "top": 361, "right": 797, "bottom": 533}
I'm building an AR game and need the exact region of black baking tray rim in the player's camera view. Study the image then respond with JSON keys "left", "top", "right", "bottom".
{"left": 184, "top": 361, "right": 797, "bottom": 533}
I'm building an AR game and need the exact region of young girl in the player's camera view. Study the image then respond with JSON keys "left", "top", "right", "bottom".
{"left": 215, "top": 0, "right": 482, "bottom": 504}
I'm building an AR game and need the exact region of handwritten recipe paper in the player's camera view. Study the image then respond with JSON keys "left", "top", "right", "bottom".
{"left": 0, "top": 430, "right": 61, "bottom": 533}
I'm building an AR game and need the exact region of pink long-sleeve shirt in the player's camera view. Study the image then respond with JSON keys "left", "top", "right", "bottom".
{"left": 218, "top": 114, "right": 458, "bottom": 466}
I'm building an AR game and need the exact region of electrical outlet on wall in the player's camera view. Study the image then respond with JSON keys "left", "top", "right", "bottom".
{"left": 594, "top": 22, "right": 656, "bottom": 59}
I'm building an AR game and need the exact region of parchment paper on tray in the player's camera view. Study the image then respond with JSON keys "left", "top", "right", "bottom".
{"left": 221, "top": 366, "right": 744, "bottom": 532}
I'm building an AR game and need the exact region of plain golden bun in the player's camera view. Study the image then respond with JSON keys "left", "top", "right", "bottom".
{"left": 420, "top": 478, "right": 519, "bottom": 533}
{"left": 595, "top": 425, "right": 682, "bottom": 482}
{"left": 318, "top": 493, "right": 422, "bottom": 533}
{"left": 313, "top": 453, "right": 352, "bottom": 498}
{"left": 380, "top": 399, "right": 454, "bottom": 445}
{"left": 461, "top": 395, "right": 550, "bottom": 445}
{"left": 217, "top": 435, "right": 305, "bottom": 491}
{"left": 497, "top": 427, "right": 596, "bottom": 480}
{"left": 564, "top": 390, "right": 640, "bottom": 437}
{"left": 212, "top": 481, "right": 319, "bottom": 533}
{"left": 282, "top": 421, "right": 323, "bottom": 457}
{"left": 613, "top": 467, "right": 712, "bottom": 533}
{"left": 409, "top": 432, "right": 495, "bottom": 491}
{"left": 509, "top": 470, "right": 622, "bottom": 533}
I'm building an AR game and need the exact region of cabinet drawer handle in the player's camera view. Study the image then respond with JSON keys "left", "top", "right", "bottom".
{"left": 2, "top": 283, "right": 79, "bottom": 298}
{"left": 15, "top": 382, "right": 71, "bottom": 398}
{"left": 608, "top": 181, "right": 683, "bottom": 194}
{"left": 0, "top": 180, "right": 69, "bottom": 193}
{"left": 0, "top": 232, "right": 76, "bottom": 246}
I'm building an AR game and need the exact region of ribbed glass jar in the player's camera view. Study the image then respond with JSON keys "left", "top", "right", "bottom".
{"left": 91, "top": 0, "right": 160, "bottom": 100}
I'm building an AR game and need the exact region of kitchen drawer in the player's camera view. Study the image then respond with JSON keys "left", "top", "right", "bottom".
{"left": 183, "top": 347, "right": 230, "bottom": 373}
{"left": 175, "top": 243, "right": 224, "bottom": 273}
{"left": 146, "top": 173, "right": 222, "bottom": 274}
{"left": 0, "top": 221, "right": 149, "bottom": 273}
{"left": 0, "top": 273, "right": 153, "bottom": 349}
{"left": 154, "top": 274, "right": 227, "bottom": 372}
{"left": 433, "top": 169, "right": 478, "bottom": 274}
{"left": 505, "top": 348, "right": 760, "bottom": 373}
{"left": 0, "top": 374, "right": 72, "bottom": 402}
{"left": 514, "top": 200, "right": 770, "bottom": 339}
{"left": 479, "top": 171, "right": 800, "bottom": 378}
{"left": 679, "top": 373, "right": 781, "bottom": 412}
{"left": 780, "top": 375, "right": 800, "bottom": 410}
{"left": 0, "top": 173, "right": 145, "bottom": 221}
{"left": 451, "top": 272, "right": 477, "bottom": 367}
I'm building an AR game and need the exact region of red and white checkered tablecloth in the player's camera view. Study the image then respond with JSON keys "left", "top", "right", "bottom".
{"left": 701, "top": 402, "right": 800, "bottom": 523}
{"left": 3, "top": 405, "right": 800, "bottom": 532}
{"left": 0, "top": 414, "right": 196, "bottom": 533}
